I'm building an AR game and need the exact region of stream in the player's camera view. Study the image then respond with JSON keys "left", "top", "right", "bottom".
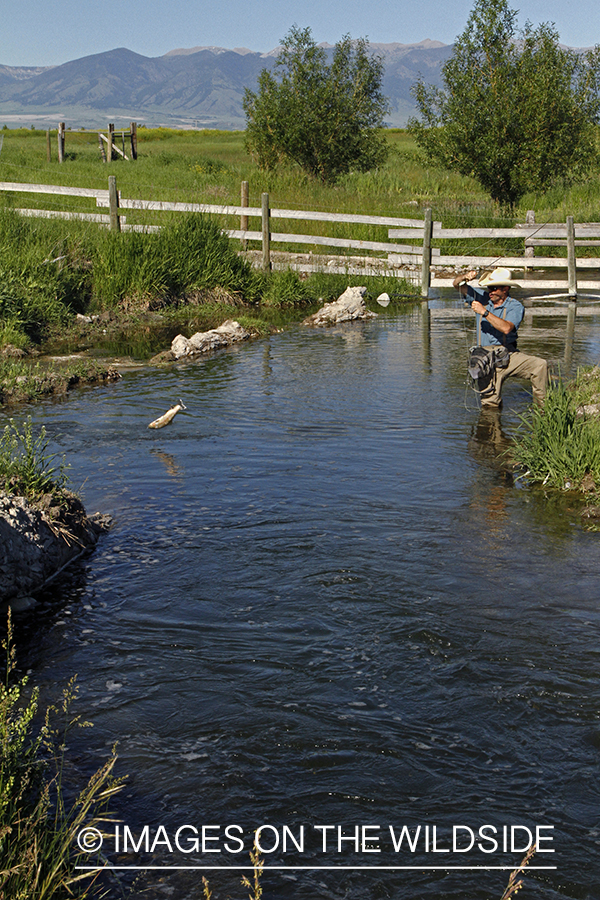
{"left": 5, "top": 299, "right": 600, "bottom": 900}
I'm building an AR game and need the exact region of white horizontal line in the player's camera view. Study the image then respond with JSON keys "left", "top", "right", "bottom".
{"left": 76, "top": 865, "right": 557, "bottom": 871}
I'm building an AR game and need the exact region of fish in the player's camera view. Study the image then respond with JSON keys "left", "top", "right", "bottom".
{"left": 148, "top": 399, "right": 187, "bottom": 429}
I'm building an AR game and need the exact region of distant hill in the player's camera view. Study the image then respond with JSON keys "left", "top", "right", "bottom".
{"left": 0, "top": 42, "right": 454, "bottom": 130}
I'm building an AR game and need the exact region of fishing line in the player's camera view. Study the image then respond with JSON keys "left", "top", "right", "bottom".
{"left": 451, "top": 216, "right": 554, "bottom": 278}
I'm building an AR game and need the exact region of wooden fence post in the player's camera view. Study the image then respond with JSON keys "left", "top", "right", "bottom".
{"left": 565, "top": 299, "right": 576, "bottom": 373}
{"left": 107, "top": 123, "right": 114, "bottom": 162}
{"left": 108, "top": 175, "right": 120, "bottom": 232}
{"left": 57, "top": 122, "right": 65, "bottom": 163}
{"left": 130, "top": 122, "right": 138, "bottom": 160}
{"left": 98, "top": 133, "right": 107, "bottom": 162}
{"left": 241, "top": 181, "right": 249, "bottom": 249}
{"left": 420, "top": 207, "right": 433, "bottom": 298}
{"left": 524, "top": 210, "right": 535, "bottom": 260}
{"left": 567, "top": 216, "right": 577, "bottom": 298}
{"left": 262, "top": 192, "right": 271, "bottom": 271}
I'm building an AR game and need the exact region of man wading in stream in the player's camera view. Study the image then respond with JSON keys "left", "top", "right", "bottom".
{"left": 453, "top": 267, "right": 548, "bottom": 408}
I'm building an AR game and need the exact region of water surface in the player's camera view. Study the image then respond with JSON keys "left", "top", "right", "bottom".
{"left": 7, "top": 301, "right": 600, "bottom": 900}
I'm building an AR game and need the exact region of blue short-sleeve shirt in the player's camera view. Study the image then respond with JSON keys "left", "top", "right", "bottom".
{"left": 467, "top": 284, "right": 524, "bottom": 350}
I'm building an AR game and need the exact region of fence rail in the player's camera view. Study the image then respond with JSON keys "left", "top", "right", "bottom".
{"left": 1, "top": 178, "right": 599, "bottom": 298}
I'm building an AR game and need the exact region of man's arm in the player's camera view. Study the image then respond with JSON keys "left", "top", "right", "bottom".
{"left": 453, "top": 272, "right": 518, "bottom": 336}
{"left": 470, "top": 301, "right": 516, "bottom": 335}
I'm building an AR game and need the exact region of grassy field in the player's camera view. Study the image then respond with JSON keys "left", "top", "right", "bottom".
{"left": 1, "top": 125, "right": 600, "bottom": 401}
{"left": 2, "top": 125, "right": 599, "bottom": 274}
{"left": 3, "top": 125, "right": 600, "bottom": 221}
{"left": 511, "top": 367, "right": 600, "bottom": 494}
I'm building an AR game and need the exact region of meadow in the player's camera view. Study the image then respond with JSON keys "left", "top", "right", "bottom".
{"left": 3, "top": 125, "right": 600, "bottom": 222}
{"left": 1, "top": 124, "right": 599, "bottom": 369}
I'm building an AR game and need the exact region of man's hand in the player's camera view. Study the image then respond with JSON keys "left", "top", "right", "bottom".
{"left": 452, "top": 269, "right": 479, "bottom": 292}
{"left": 471, "top": 299, "right": 487, "bottom": 316}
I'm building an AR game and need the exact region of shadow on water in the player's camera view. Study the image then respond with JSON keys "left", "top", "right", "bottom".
{"left": 467, "top": 408, "right": 514, "bottom": 473}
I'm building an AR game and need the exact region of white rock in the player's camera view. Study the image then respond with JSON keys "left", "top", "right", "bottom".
{"left": 304, "top": 286, "right": 377, "bottom": 327}
{"left": 171, "top": 334, "right": 191, "bottom": 359}
{"left": 171, "top": 320, "right": 250, "bottom": 359}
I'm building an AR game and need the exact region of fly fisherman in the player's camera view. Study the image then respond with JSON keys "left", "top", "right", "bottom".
{"left": 453, "top": 267, "right": 548, "bottom": 408}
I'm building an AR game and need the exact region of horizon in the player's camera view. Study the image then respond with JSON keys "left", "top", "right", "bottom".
{"left": 1, "top": 33, "right": 596, "bottom": 73}
{"left": 0, "top": 39, "right": 452, "bottom": 72}
{"left": 0, "top": 0, "right": 598, "bottom": 68}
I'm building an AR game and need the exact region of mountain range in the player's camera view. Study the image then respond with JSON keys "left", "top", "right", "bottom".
{"left": 0, "top": 41, "right": 453, "bottom": 130}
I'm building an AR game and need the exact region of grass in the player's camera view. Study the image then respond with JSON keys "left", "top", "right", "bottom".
{"left": 0, "top": 610, "right": 124, "bottom": 900}
{"left": 2, "top": 126, "right": 597, "bottom": 317}
{"left": 0, "top": 356, "right": 121, "bottom": 406}
{"left": 2, "top": 126, "right": 597, "bottom": 273}
{"left": 0, "top": 417, "right": 69, "bottom": 500}
{"left": 1, "top": 124, "right": 598, "bottom": 402}
{"left": 2, "top": 126, "right": 600, "bottom": 222}
{"left": 0, "top": 202, "right": 418, "bottom": 365}
{"left": 511, "top": 368, "right": 600, "bottom": 491}
{"left": 0, "top": 420, "right": 122, "bottom": 897}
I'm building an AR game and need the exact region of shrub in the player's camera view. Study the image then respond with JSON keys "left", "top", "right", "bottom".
{"left": 244, "top": 26, "right": 388, "bottom": 183}
{"left": 0, "top": 209, "right": 93, "bottom": 343}
{"left": 92, "top": 214, "right": 259, "bottom": 308}
{"left": 409, "top": 0, "right": 600, "bottom": 207}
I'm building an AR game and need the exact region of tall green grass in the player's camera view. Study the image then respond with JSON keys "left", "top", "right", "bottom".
{"left": 0, "top": 209, "right": 93, "bottom": 343}
{"left": 2, "top": 126, "right": 599, "bottom": 222}
{"left": 511, "top": 375, "right": 600, "bottom": 490}
{"left": 2, "top": 125, "right": 596, "bottom": 312}
{"left": 0, "top": 611, "right": 123, "bottom": 899}
{"left": 0, "top": 205, "right": 417, "bottom": 353}
{"left": 2, "top": 124, "right": 596, "bottom": 355}
{"left": 91, "top": 213, "right": 261, "bottom": 309}
{"left": 0, "top": 418, "right": 69, "bottom": 499}
{"left": 0, "top": 209, "right": 263, "bottom": 345}
{"left": 259, "top": 268, "right": 415, "bottom": 307}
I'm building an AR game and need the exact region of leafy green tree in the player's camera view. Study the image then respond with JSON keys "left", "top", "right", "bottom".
{"left": 243, "top": 26, "right": 389, "bottom": 183}
{"left": 408, "top": 0, "right": 600, "bottom": 206}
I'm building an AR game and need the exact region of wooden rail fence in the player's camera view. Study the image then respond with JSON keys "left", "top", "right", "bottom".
{"left": 1, "top": 178, "right": 599, "bottom": 298}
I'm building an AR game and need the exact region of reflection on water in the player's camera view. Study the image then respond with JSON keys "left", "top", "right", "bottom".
{"left": 467, "top": 408, "right": 513, "bottom": 471}
{"left": 150, "top": 448, "right": 183, "bottom": 480}
{"left": 4, "top": 301, "right": 600, "bottom": 900}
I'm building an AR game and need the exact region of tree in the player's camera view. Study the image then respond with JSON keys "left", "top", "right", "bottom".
{"left": 408, "top": 0, "right": 600, "bottom": 206}
{"left": 243, "top": 26, "right": 389, "bottom": 183}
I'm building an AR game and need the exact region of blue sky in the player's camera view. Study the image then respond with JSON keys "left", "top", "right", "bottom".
{"left": 1, "top": 0, "right": 598, "bottom": 67}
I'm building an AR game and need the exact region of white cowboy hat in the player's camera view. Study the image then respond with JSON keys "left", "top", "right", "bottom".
{"left": 478, "top": 267, "right": 521, "bottom": 289}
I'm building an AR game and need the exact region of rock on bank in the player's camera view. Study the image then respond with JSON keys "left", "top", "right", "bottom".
{"left": 303, "top": 286, "right": 377, "bottom": 327}
{"left": 0, "top": 492, "right": 107, "bottom": 606}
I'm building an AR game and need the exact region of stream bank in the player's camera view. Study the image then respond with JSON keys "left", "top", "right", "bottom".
{"left": 0, "top": 490, "right": 109, "bottom": 608}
